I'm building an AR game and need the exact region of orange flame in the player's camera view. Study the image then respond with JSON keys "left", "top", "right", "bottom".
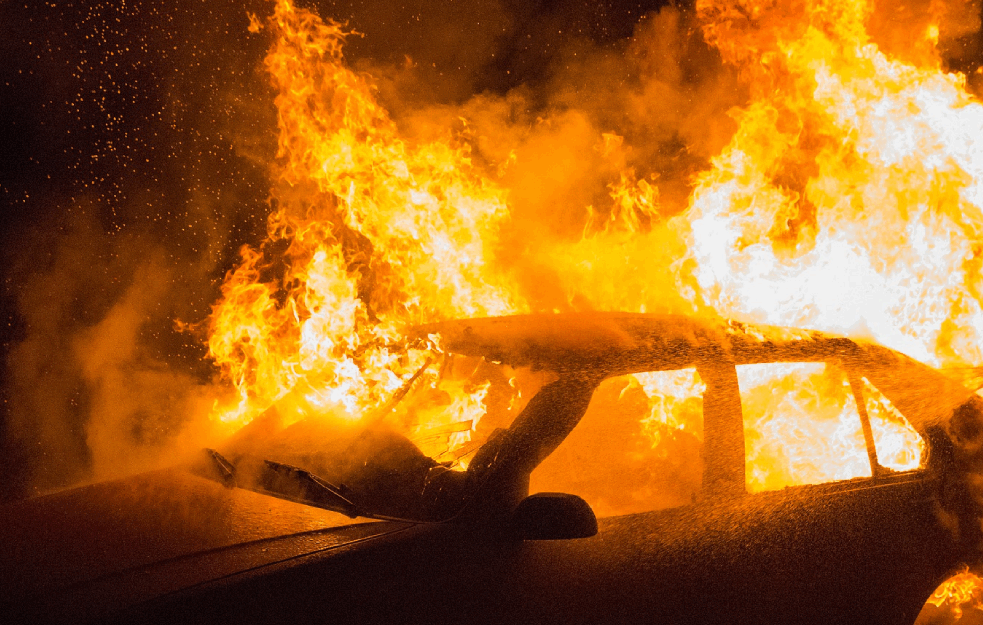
{"left": 207, "top": 0, "right": 521, "bottom": 443}
{"left": 687, "top": 0, "right": 983, "bottom": 368}
{"left": 205, "top": 0, "right": 981, "bottom": 489}
{"left": 926, "top": 569, "right": 983, "bottom": 618}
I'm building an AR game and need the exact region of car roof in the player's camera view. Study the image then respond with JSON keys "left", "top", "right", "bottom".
{"left": 414, "top": 312, "right": 843, "bottom": 373}
{"left": 412, "top": 312, "right": 974, "bottom": 430}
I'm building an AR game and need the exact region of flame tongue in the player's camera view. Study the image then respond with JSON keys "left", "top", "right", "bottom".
{"left": 208, "top": 1, "right": 521, "bottom": 430}
{"left": 687, "top": 0, "right": 983, "bottom": 367}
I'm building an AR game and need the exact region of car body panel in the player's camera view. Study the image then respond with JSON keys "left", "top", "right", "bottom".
{"left": 105, "top": 474, "right": 958, "bottom": 625}
{"left": 124, "top": 521, "right": 514, "bottom": 625}
{"left": 0, "top": 468, "right": 409, "bottom": 622}
{"left": 504, "top": 472, "right": 956, "bottom": 625}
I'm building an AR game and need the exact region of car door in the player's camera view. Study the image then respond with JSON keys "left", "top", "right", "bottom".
{"left": 500, "top": 357, "right": 958, "bottom": 625}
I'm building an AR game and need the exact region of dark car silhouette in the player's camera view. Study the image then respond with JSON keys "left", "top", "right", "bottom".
{"left": 3, "top": 313, "right": 981, "bottom": 624}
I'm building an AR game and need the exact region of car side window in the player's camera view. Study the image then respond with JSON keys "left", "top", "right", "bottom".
{"left": 857, "top": 376, "right": 925, "bottom": 471}
{"left": 529, "top": 368, "right": 705, "bottom": 517}
{"left": 737, "top": 361, "right": 873, "bottom": 493}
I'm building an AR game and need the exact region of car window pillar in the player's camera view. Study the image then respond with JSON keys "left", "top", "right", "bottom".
{"left": 697, "top": 360, "right": 746, "bottom": 499}
{"left": 846, "top": 369, "right": 884, "bottom": 477}
{"left": 503, "top": 374, "right": 601, "bottom": 476}
{"left": 460, "top": 374, "right": 601, "bottom": 520}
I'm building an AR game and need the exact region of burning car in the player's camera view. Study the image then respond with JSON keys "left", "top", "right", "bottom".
{"left": 3, "top": 312, "right": 983, "bottom": 624}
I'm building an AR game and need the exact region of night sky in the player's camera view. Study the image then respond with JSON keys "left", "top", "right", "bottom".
{"left": 0, "top": 0, "right": 662, "bottom": 243}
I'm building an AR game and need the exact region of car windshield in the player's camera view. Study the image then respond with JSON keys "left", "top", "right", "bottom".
{"left": 212, "top": 344, "right": 562, "bottom": 522}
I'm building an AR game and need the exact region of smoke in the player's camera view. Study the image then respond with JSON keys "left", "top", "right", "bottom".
{"left": 364, "top": 5, "right": 747, "bottom": 314}
{"left": 71, "top": 246, "right": 220, "bottom": 482}
{"left": 339, "top": 0, "right": 514, "bottom": 105}
{"left": 3, "top": 208, "right": 229, "bottom": 497}
{"left": 0, "top": 0, "right": 277, "bottom": 499}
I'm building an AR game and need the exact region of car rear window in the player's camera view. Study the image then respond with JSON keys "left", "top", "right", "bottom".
{"left": 738, "top": 362, "right": 872, "bottom": 492}
{"left": 859, "top": 376, "right": 924, "bottom": 472}
{"left": 737, "top": 362, "right": 925, "bottom": 493}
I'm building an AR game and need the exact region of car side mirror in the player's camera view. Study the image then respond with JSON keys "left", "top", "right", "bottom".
{"left": 511, "top": 492, "right": 598, "bottom": 540}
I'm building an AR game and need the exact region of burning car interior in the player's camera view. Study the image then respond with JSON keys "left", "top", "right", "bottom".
{"left": 5, "top": 0, "right": 983, "bottom": 623}
{"left": 228, "top": 315, "right": 957, "bottom": 507}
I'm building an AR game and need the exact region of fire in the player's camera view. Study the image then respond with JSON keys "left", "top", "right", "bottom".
{"left": 204, "top": 0, "right": 980, "bottom": 491}
{"left": 672, "top": 0, "right": 982, "bottom": 489}
{"left": 207, "top": 0, "right": 522, "bottom": 455}
{"left": 633, "top": 369, "right": 706, "bottom": 452}
{"left": 738, "top": 363, "right": 923, "bottom": 492}
{"left": 926, "top": 569, "right": 983, "bottom": 618}
{"left": 688, "top": 0, "right": 983, "bottom": 368}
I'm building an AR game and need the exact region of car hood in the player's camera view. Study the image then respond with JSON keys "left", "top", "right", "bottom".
{"left": 0, "top": 467, "right": 412, "bottom": 622}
